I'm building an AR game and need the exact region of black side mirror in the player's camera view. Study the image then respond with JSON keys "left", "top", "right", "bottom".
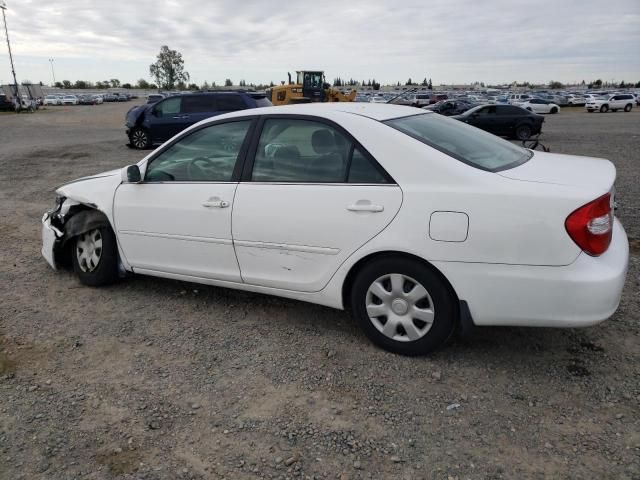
{"left": 126, "top": 165, "right": 141, "bottom": 183}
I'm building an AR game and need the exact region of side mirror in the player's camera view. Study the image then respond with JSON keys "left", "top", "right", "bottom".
{"left": 122, "top": 165, "right": 142, "bottom": 183}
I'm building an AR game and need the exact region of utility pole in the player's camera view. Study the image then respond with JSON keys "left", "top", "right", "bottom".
{"left": 0, "top": 1, "right": 20, "bottom": 100}
{"left": 49, "top": 58, "right": 56, "bottom": 86}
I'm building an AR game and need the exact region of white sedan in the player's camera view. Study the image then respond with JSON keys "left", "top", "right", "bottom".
{"left": 43, "top": 94, "right": 61, "bottom": 106}
{"left": 519, "top": 98, "right": 561, "bottom": 114}
{"left": 61, "top": 95, "right": 78, "bottom": 105}
{"left": 41, "top": 104, "right": 629, "bottom": 355}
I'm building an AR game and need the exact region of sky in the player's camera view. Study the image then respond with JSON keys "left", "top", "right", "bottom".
{"left": 1, "top": 0, "right": 639, "bottom": 87}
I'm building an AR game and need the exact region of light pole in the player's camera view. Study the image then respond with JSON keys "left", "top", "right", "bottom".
{"left": 49, "top": 58, "right": 56, "bottom": 86}
{"left": 0, "top": 0, "right": 20, "bottom": 100}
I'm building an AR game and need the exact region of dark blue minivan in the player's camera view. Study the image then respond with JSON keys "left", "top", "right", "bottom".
{"left": 125, "top": 91, "right": 271, "bottom": 149}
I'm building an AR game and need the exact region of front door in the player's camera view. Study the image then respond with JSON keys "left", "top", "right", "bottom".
{"left": 114, "top": 119, "right": 254, "bottom": 281}
{"left": 232, "top": 117, "right": 402, "bottom": 292}
{"left": 149, "top": 96, "right": 185, "bottom": 143}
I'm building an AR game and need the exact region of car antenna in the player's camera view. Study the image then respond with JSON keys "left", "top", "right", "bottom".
{"left": 386, "top": 87, "right": 419, "bottom": 104}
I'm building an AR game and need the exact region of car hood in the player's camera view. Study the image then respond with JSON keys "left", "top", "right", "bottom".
{"left": 126, "top": 104, "right": 149, "bottom": 125}
{"left": 498, "top": 151, "right": 615, "bottom": 191}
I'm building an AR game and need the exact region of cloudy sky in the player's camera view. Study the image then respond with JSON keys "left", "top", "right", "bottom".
{"left": 1, "top": 0, "right": 639, "bottom": 87}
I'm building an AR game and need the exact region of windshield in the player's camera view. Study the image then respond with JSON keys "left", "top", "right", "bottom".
{"left": 384, "top": 113, "right": 532, "bottom": 172}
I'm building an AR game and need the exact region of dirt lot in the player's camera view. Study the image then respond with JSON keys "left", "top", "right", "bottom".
{"left": 0, "top": 103, "right": 639, "bottom": 480}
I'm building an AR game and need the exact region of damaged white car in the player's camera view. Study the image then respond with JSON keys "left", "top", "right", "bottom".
{"left": 42, "top": 103, "right": 629, "bottom": 355}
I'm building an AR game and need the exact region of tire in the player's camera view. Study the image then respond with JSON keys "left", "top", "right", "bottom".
{"left": 515, "top": 124, "right": 532, "bottom": 140}
{"left": 600, "top": 105, "right": 609, "bottom": 113}
{"left": 129, "top": 127, "right": 151, "bottom": 149}
{"left": 72, "top": 226, "right": 119, "bottom": 286}
{"left": 349, "top": 257, "right": 457, "bottom": 355}
{"left": 624, "top": 104, "right": 632, "bottom": 112}
{"left": 550, "top": 107, "right": 558, "bottom": 114}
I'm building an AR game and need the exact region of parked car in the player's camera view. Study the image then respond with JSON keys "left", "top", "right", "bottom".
{"left": 423, "top": 99, "right": 478, "bottom": 116}
{"left": 508, "top": 93, "right": 533, "bottom": 105}
{"left": 585, "top": 94, "right": 635, "bottom": 113}
{"left": 78, "top": 94, "right": 97, "bottom": 105}
{"left": 62, "top": 95, "right": 78, "bottom": 105}
{"left": 43, "top": 94, "right": 61, "bottom": 106}
{"left": 408, "top": 93, "right": 433, "bottom": 107}
{"left": 92, "top": 95, "right": 104, "bottom": 105}
{"left": 369, "top": 96, "right": 388, "bottom": 104}
{"left": 41, "top": 103, "right": 629, "bottom": 356}
{"left": 567, "top": 95, "right": 586, "bottom": 106}
{"left": 519, "top": 98, "right": 560, "bottom": 114}
{"left": 0, "top": 93, "right": 14, "bottom": 111}
{"left": 452, "top": 104, "right": 544, "bottom": 140}
{"left": 125, "top": 91, "right": 272, "bottom": 149}
{"left": 103, "top": 94, "right": 118, "bottom": 102}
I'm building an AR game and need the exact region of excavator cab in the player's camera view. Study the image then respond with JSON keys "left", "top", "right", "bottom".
{"left": 297, "top": 71, "right": 325, "bottom": 102}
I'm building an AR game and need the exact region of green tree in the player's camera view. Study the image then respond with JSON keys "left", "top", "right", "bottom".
{"left": 188, "top": 83, "right": 199, "bottom": 90}
{"left": 110, "top": 79, "right": 121, "bottom": 88}
{"left": 137, "top": 78, "right": 150, "bottom": 89}
{"left": 54, "top": 81, "right": 63, "bottom": 88}
{"left": 549, "top": 80, "right": 564, "bottom": 89}
{"left": 176, "top": 80, "right": 187, "bottom": 90}
{"left": 239, "top": 79, "right": 246, "bottom": 87}
{"left": 428, "top": 78, "right": 432, "bottom": 90}
{"left": 122, "top": 83, "right": 132, "bottom": 89}
{"left": 61, "top": 80, "right": 72, "bottom": 89}
{"left": 406, "top": 78, "right": 413, "bottom": 86}
{"left": 73, "top": 80, "right": 92, "bottom": 89}
{"left": 619, "top": 80, "right": 626, "bottom": 88}
{"left": 149, "top": 45, "right": 190, "bottom": 90}
{"left": 201, "top": 81, "right": 210, "bottom": 90}
{"left": 224, "top": 79, "right": 233, "bottom": 87}
{"left": 421, "top": 77, "right": 428, "bottom": 86}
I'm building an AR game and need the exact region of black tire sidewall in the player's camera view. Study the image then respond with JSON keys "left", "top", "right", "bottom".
{"left": 130, "top": 128, "right": 151, "bottom": 149}
{"left": 624, "top": 104, "right": 632, "bottom": 112}
{"left": 72, "top": 226, "right": 119, "bottom": 286}
{"left": 350, "top": 257, "right": 457, "bottom": 355}
{"left": 516, "top": 125, "right": 532, "bottom": 140}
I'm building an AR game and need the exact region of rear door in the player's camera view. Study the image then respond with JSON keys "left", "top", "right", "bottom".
{"left": 231, "top": 116, "right": 402, "bottom": 292}
{"left": 181, "top": 94, "right": 219, "bottom": 126}
{"left": 495, "top": 105, "right": 523, "bottom": 135}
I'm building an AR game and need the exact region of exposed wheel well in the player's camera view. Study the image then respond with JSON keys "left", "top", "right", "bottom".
{"left": 341, "top": 251, "right": 460, "bottom": 313}
{"left": 55, "top": 205, "right": 113, "bottom": 268}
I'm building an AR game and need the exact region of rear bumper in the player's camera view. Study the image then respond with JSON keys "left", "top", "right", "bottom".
{"left": 435, "top": 219, "right": 629, "bottom": 328}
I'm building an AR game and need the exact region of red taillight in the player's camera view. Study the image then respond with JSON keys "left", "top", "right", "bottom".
{"left": 565, "top": 193, "right": 613, "bottom": 256}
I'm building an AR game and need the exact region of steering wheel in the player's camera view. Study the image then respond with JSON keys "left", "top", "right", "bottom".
{"left": 186, "top": 156, "right": 216, "bottom": 181}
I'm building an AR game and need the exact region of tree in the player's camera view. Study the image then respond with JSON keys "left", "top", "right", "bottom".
{"left": 428, "top": 79, "right": 433, "bottom": 90}
{"left": 54, "top": 81, "right": 63, "bottom": 88}
{"left": 549, "top": 80, "right": 564, "bottom": 89}
{"left": 73, "top": 80, "right": 92, "bottom": 89}
{"left": 406, "top": 78, "right": 413, "bottom": 86}
{"left": 176, "top": 80, "right": 186, "bottom": 90}
{"left": 122, "top": 83, "right": 132, "bottom": 89}
{"left": 635, "top": 81, "right": 640, "bottom": 88}
{"left": 110, "top": 79, "right": 121, "bottom": 88}
{"left": 137, "top": 78, "right": 150, "bottom": 89}
{"left": 188, "top": 83, "right": 199, "bottom": 90}
{"left": 224, "top": 79, "right": 233, "bottom": 87}
{"left": 619, "top": 80, "right": 626, "bottom": 88}
{"left": 201, "top": 81, "right": 210, "bottom": 90}
{"left": 421, "top": 77, "right": 428, "bottom": 86}
{"left": 62, "top": 80, "right": 72, "bottom": 89}
{"left": 239, "top": 79, "right": 246, "bottom": 87}
{"left": 149, "top": 45, "right": 190, "bottom": 90}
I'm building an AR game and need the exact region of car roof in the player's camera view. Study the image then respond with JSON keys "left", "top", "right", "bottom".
{"left": 219, "top": 103, "right": 428, "bottom": 122}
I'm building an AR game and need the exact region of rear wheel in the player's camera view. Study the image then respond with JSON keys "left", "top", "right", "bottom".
{"left": 600, "top": 105, "right": 609, "bottom": 113}
{"left": 72, "top": 226, "right": 119, "bottom": 286}
{"left": 550, "top": 107, "right": 558, "bottom": 114}
{"left": 515, "top": 124, "right": 532, "bottom": 140}
{"left": 129, "top": 127, "right": 151, "bottom": 149}
{"left": 624, "top": 104, "right": 632, "bottom": 112}
{"left": 349, "top": 257, "right": 457, "bottom": 355}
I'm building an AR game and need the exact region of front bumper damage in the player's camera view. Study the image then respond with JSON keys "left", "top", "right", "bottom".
{"left": 41, "top": 213, "right": 62, "bottom": 269}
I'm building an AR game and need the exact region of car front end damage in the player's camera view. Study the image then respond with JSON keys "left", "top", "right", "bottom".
{"left": 41, "top": 195, "right": 114, "bottom": 271}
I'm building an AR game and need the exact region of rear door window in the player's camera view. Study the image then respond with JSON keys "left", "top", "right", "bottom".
{"left": 156, "top": 97, "right": 181, "bottom": 116}
{"left": 216, "top": 95, "right": 248, "bottom": 111}
{"left": 182, "top": 95, "right": 217, "bottom": 113}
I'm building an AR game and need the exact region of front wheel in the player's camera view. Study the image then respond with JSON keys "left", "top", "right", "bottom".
{"left": 349, "top": 257, "right": 457, "bottom": 355}
{"left": 129, "top": 127, "right": 151, "bottom": 149}
{"left": 515, "top": 124, "right": 532, "bottom": 140}
{"left": 550, "top": 107, "right": 558, "bottom": 114}
{"left": 600, "top": 105, "right": 609, "bottom": 113}
{"left": 624, "top": 104, "right": 632, "bottom": 112}
{"left": 72, "top": 226, "right": 119, "bottom": 286}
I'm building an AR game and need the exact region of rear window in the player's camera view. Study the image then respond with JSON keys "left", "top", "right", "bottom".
{"left": 384, "top": 113, "right": 532, "bottom": 172}
{"left": 254, "top": 97, "right": 272, "bottom": 107}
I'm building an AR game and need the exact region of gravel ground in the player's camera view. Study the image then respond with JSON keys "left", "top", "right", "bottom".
{"left": 0, "top": 103, "right": 639, "bottom": 480}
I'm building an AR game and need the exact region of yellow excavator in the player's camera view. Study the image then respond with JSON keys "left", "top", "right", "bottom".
{"left": 269, "top": 71, "right": 357, "bottom": 106}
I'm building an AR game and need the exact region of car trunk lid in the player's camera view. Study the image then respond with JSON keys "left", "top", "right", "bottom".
{"left": 498, "top": 151, "right": 616, "bottom": 192}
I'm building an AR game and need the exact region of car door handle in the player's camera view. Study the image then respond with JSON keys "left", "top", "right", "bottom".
{"left": 347, "top": 203, "right": 384, "bottom": 213}
{"left": 202, "top": 199, "right": 230, "bottom": 208}
{"left": 172, "top": 115, "right": 189, "bottom": 119}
